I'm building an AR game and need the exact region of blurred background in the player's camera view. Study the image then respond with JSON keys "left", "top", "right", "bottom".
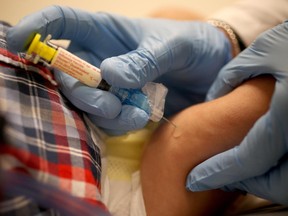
{"left": 1, "top": 0, "right": 236, "bottom": 25}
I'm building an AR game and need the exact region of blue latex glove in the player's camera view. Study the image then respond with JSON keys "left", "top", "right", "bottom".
{"left": 7, "top": 6, "right": 232, "bottom": 134}
{"left": 186, "top": 21, "right": 288, "bottom": 205}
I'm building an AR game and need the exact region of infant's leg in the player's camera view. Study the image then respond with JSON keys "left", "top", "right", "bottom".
{"left": 141, "top": 75, "right": 275, "bottom": 216}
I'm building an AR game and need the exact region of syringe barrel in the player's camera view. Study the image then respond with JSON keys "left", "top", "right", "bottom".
{"left": 50, "top": 47, "right": 102, "bottom": 88}
{"left": 26, "top": 34, "right": 166, "bottom": 123}
{"left": 27, "top": 33, "right": 103, "bottom": 88}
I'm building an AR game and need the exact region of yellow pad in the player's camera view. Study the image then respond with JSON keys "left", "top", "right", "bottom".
{"left": 105, "top": 122, "right": 158, "bottom": 180}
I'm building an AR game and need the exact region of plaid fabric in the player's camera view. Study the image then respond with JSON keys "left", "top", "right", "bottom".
{"left": 1, "top": 170, "right": 109, "bottom": 216}
{"left": 0, "top": 22, "right": 109, "bottom": 215}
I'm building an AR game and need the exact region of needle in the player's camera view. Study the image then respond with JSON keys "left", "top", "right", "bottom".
{"left": 162, "top": 116, "right": 177, "bottom": 128}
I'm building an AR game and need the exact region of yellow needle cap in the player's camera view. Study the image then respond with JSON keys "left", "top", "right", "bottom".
{"left": 27, "top": 33, "right": 56, "bottom": 62}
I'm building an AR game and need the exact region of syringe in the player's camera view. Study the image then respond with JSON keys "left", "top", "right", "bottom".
{"left": 25, "top": 33, "right": 167, "bottom": 122}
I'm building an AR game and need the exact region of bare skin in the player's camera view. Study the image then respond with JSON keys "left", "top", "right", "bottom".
{"left": 149, "top": 6, "right": 203, "bottom": 20}
{"left": 141, "top": 75, "right": 275, "bottom": 216}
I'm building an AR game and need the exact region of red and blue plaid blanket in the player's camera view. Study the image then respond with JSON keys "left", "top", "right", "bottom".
{"left": 0, "top": 22, "right": 110, "bottom": 216}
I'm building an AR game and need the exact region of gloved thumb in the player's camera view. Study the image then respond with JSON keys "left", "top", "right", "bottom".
{"left": 186, "top": 80, "right": 288, "bottom": 191}
{"left": 224, "top": 156, "right": 288, "bottom": 205}
{"left": 100, "top": 48, "right": 159, "bottom": 89}
{"left": 100, "top": 34, "right": 193, "bottom": 89}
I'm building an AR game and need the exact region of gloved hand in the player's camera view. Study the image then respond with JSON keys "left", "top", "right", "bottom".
{"left": 7, "top": 6, "right": 232, "bottom": 134}
{"left": 186, "top": 21, "right": 288, "bottom": 205}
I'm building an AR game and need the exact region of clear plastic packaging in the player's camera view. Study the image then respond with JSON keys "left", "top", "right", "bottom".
{"left": 110, "top": 82, "right": 168, "bottom": 122}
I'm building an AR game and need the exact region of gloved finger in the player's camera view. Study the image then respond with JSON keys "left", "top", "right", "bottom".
{"left": 206, "top": 55, "right": 272, "bottom": 101}
{"left": 53, "top": 47, "right": 122, "bottom": 118}
{"left": 55, "top": 69, "right": 121, "bottom": 119}
{"left": 101, "top": 20, "right": 231, "bottom": 89}
{"left": 8, "top": 6, "right": 70, "bottom": 52}
{"left": 207, "top": 21, "right": 288, "bottom": 101}
{"left": 7, "top": 5, "right": 137, "bottom": 55}
{"left": 224, "top": 154, "right": 288, "bottom": 205}
{"left": 186, "top": 80, "right": 288, "bottom": 191}
{"left": 87, "top": 105, "right": 149, "bottom": 135}
{"left": 100, "top": 33, "right": 196, "bottom": 88}
{"left": 101, "top": 48, "right": 160, "bottom": 88}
